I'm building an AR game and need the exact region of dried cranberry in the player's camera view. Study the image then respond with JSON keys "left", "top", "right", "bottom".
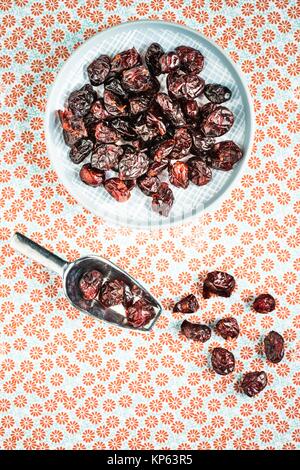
{"left": 145, "top": 42, "right": 164, "bottom": 76}
{"left": 122, "top": 65, "right": 154, "bottom": 94}
{"left": 110, "top": 118, "right": 137, "bottom": 140}
{"left": 152, "top": 182, "right": 174, "bottom": 217}
{"left": 188, "top": 158, "right": 212, "bottom": 186}
{"left": 58, "top": 109, "right": 87, "bottom": 146}
{"left": 203, "top": 271, "right": 235, "bottom": 298}
{"left": 104, "top": 76, "right": 128, "bottom": 99}
{"left": 170, "top": 128, "right": 192, "bottom": 159}
{"left": 159, "top": 51, "right": 180, "bottom": 73}
{"left": 174, "top": 294, "right": 199, "bottom": 313}
{"left": 152, "top": 138, "right": 175, "bottom": 162}
{"left": 264, "top": 331, "right": 284, "bottom": 363}
{"left": 241, "top": 371, "right": 267, "bottom": 397}
{"left": 155, "top": 92, "right": 186, "bottom": 127}
{"left": 169, "top": 161, "right": 189, "bottom": 189}
{"left": 104, "top": 178, "right": 131, "bottom": 202}
{"left": 79, "top": 163, "right": 104, "bottom": 186}
{"left": 91, "top": 144, "right": 123, "bottom": 171}
{"left": 134, "top": 111, "right": 166, "bottom": 143}
{"left": 175, "top": 45, "right": 204, "bottom": 74}
{"left": 211, "top": 347, "right": 235, "bottom": 375}
{"left": 138, "top": 175, "right": 160, "bottom": 196}
{"left": 87, "top": 99, "right": 110, "bottom": 123}
{"left": 79, "top": 270, "right": 103, "bottom": 300}
{"left": 100, "top": 279, "right": 125, "bottom": 307}
{"left": 216, "top": 317, "right": 239, "bottom": 339}
{"left": 103, "top": 90, "right": 127, "bottom": 116}
{"left": 191, "top": 130, "right": 215, "bottom": 155}
{"left": 87, "top": 55, "right": 111, "bottom": 86}
{"left": 182, "top": 99, "right": 200, "bottom": 122}
{"left": 207, "top": 140, "right": 243, "bottom": 171}
{"left": 181, "top": 320, "right": 211, "bottom": 342}
{"left": 147, "top": 160, "right": 168, "bottom": 177}
{"left": 119, "top": 148, "right": 149, "bottom": 180}
{"left": 94, "top": 122, "right": 120, "bottom": 143}
{"left": 167, "top": 70, "right": 205, "bottom": 100}
{"left": 204, "top": 83, "right": 232, "bottom": 104}
{"left": 126, "top": 298, "right": 155, "bottom": 328}
{"left": 253, "top": 294, "right": 276, "bottom": 314}
{"left": 68, "top": 84, "right": 96, "bottom": 117}
{"left": 129, "top": 95, "right": 153, "bottom": 115}
{"left": 201, "top": 106, "right": 234, "bottom": 137}
{"left": 69, "top": 138, "right": 93, "bottom": 164}
{"left": 110, "top": 47, "right": 141, "bottom": 73}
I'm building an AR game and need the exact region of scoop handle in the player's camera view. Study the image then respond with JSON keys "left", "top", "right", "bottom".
{"left": 11, "top": 232, "right": 67, "bottom": 277}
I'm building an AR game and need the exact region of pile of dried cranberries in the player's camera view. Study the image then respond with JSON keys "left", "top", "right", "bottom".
{"left": 175, "top": 271, "right": 284, "bottom": 398}
{"left": 58, "top": 44, "right": 243, "bottom": 216}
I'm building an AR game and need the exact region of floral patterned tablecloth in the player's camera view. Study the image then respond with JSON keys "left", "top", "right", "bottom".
{"left": 0, "top": 0, "right": 299, "bottom": 450}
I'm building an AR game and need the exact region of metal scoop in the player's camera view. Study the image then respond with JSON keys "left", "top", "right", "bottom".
{"left": 11, "top": 232, "right": 162, "bottom": 331}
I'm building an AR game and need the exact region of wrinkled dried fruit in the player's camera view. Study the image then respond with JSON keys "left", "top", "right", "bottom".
{"left": 167, "top": 70, "right": 205, "bottom": 100}
{"left": 182, "top": 99, "right": 200, "bottom": 122}
{"left": 170, "top": 128, "right": 192, "bottom": 159}
{"left": 207, "top": 140, "right": 243, "bottom": 171}
{"left": 202, "top": 106, "right": 234, "bottom": 137}
{"left": 88, "top": 99, "right": 110, "bottom": 123}
{"left": 191, "top": 130, "right": 215, "bottom": 155}
{"left": 79, "top": 163, "right": 104, "bottom": 186}
{"left": 110, "top": 118, "right": 137, "bottom": 140}
{"left": 91, "top": 144, "right": 123, "bottom": 171}
{"left": 94, "top": 122, "right": 120, "bottom": 143}
{"left": 211, "top": 347, "right": 235, "bottom": 375}
{"left": 58, "top": 109, "right": 87, "bottom": 146}
{"left": 175, "top": 45, "right": 204, "bottom": 74}
{"left": 145, "top": 42, "right": 164, "bottom": 76}
{"left": 100, "top": 279, "right": 125, "bottom": 307}
{"left": 216, "top": 317, "right": 240, "bottom": 339}
{"left": 169, "top": 161, "right": 189, "bottom": 189}
{"left": 126, "top": 298, "right": 155, "bottom": 328}
{"left": 152, "top": 182, "right": 174, "bottom": 217}
{"left": 111, "top": 47, "right": 141, "bottom": 73}
{"left": 264, "top": 331, "right": 284, "bottom": 363}
{"left": 204, "top": 83, "right": 232, "bottom": 104}
{"left": 253, "top": 294, "right": 276, "bottom": 313}
{"left": 134, "top": 111, "right": 166, "bottom": 143}
{"left": 79, "top": 270, "right": 103, "bottom": 300}
{"left": 87, "top": 55, "right": 111, "bottom": 86}
{"left": 174, "top": 294, "right": 199, "bottom": 313}
{"left": 155, "top": 92, "right": 186, "bottom": 127}
{"left": 104, "top": 178, "right": 131, "bottom": 202}
{"left": 103, "top": 90, "right": 127, "bottom": 116}
{"left": 188, "top": 158, "right": 212, "bottom": 186}
{"left": 138, "top": 175, "right": 160, "bottom": 196}
{"left": 122, "top": 65, "right": 154, "bottom": 94}
{"left": 119, "top": 148, "right": 149, "bottom": 180}
{"left": 159, "top": 51, "right": 180, "bottom": 73}
{"left": 68, "top": 84, "right": 96, "bottom": 117}
{"left": 104, "top": 76, "right": 128, "bottom": 99}
{"left": 130, "top": 94, "right": 153, "bottom": 115}
{"left": 69, "top": 138, "right": 93, "bottom": 164}
{"left": 181, "top": 320, "right": 211, "bottom": 342}
{"left": 152, "top": 138, "right": 175, "bottom": 162}
{"left": 203, "top": 271, "right": 235, "bottom": 298}
{"left": 147, "top": 160, "right": 168, "bottom": 177}
{"left": 241, "top": 371, "right": 268, "bottom": 397}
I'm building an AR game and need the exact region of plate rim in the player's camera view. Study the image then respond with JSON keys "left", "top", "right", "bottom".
{"left": 45, "top": 19, "right": 255, "bottom": 229}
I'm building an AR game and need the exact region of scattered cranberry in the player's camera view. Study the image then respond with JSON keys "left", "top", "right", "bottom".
{"left": 216, "top": 317, "right": 240, "bottom": 339}
{"left": 87, "top": 55, "right": 111, "bottom": 86}
{"left": 79, "top": 163, "right": 104, "bottom": 186}
{"left": 175, "top": 45, "right": 204, "bottom": 74}
{"left": 100, "top": 279, "right": 126, "bottom": 308}
{"left": 181, "top": 320, "right": 211, "bottom": 342}
{"left": 203, "top": 271, "right": 235, "bottom": 298}
{"left": 264, "top": 331, "right": 284, "bottom": 363}
{"left": 104, "top": 178, "right": 131, "bottom": 202}
{"left": 169, "top": 161, "right": 189, "bottom": 189}
{"left": 241, "top": 371, "right": 267, "bottom": 397}
{"left": 173, "top": 294, "right": 199, "bottom": 313}
{"left": 211, "top": 347, "right": 235, "bottom": 375}
{"left": 79, "top": 270, "right": 103, "bottom": 300}
{"left": 126, "top": 298, "right": 155, "bottom": 328}
{"left": 204, "top": 83, "right": 232, "bottom": 104}
{"left": 253, "top": 294, "right": 276, "bottom": 313}
{"left": 110, "top": 47, "right": 141, "bottom": 73}
{"left": 152, "top": 182, "right": 174, "bottom": 217}
{"left": 159, "top": 52, "right": 180, "bottom": 73}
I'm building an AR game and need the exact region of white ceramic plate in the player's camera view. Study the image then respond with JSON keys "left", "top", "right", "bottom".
{"left": 45, "top": 20, "right": 254, "bottom": 228}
